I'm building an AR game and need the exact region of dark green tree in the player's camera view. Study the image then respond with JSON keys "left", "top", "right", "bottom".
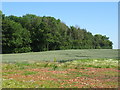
{"left": 2, "top": 17, "right": 31, "bottom": 53}
{"left": 2, "top": 12, "right": 113, "bottom": 53}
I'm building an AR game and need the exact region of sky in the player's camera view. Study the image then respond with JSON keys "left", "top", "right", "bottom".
{"left": 1, "top": 2, "right": 118, "bottom": 49}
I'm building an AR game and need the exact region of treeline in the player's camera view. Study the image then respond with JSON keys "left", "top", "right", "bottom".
{"left": 1, "top": 11, "right": 113, "bottom": 54}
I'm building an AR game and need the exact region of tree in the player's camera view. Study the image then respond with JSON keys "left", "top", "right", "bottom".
{"left": 2, "top": 12, "right": 113, "bottom": 53}
{"left": 2, "top": 17, "right": 31, "bottom": 53}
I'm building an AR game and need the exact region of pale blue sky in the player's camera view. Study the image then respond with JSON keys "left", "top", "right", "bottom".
{"left": 2, "top": 2, "right": 118, "bottom": 49}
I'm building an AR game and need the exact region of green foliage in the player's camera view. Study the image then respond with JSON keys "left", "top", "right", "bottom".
{"left": 2, "top": 16, "right": 31, "bottom": 53}
{"left": 2, "top": 12, "right": 113, "bottom": 53}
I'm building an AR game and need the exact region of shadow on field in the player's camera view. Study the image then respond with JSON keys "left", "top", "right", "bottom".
{"left": 57, "top": 55, "right": 90, "bottom": 63}
{"left": 58, "top": 59, "right": 78, "bottom": 63}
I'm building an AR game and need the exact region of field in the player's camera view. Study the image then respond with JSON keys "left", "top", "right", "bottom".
{"left": 2, "top": 49, "right": 118, "bottom": 63}
{"left": 2, "top": 49, "right": 119, "bottom": 88}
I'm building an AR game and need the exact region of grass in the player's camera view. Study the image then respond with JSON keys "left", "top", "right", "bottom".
{"left": 22, "top": 71, "right": 38, "bottom": 76}
{"left": 2, "top": 49, "right": 119, "bottom": 88}
{"left": 2, "top": 49, "right": 118, "bottom": 63}
{"left": 2, "top": 58, "right": 119, "bottom": 88}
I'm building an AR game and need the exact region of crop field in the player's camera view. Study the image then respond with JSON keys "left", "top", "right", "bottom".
{"left": 2, "top": 49, "right": 118, "bottom": 63}
{"left": 2, "top": 49, "right": 119, "bottom": 88}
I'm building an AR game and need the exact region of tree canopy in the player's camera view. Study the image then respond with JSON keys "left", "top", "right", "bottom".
{"left": 1, "top": 12, "right": 113, "bottom": 53}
